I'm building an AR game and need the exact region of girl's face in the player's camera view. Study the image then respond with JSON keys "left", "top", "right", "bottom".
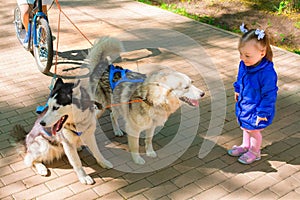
{"left": 239, "top": 39, "right": 266, "bottom": 66}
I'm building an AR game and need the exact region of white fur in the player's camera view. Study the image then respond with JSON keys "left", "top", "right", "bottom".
{"left": 88, "top": 36, "right": 124, "bottom": 69}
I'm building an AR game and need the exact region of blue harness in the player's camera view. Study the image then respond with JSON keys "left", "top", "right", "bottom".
{"left": 109, "top": 64, "right": 144, "bottom": 91}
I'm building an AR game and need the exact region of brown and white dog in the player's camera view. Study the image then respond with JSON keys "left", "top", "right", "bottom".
{"left": 88, "top": 37, "right": 205, "bottom": 164}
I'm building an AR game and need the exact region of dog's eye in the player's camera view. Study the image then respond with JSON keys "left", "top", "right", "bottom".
{"left": 53, "top": 106, "right": 60, "bottom": 111}
{"left": 184, "top": 86, "right": 189, "bottom": 90}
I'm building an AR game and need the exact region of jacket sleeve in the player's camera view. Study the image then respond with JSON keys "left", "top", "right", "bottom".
{"left": 233, "top": 62, "right": 244, "bottom": 93}
{"left": 256, "top": 69, "right": 278, "bottom": 118}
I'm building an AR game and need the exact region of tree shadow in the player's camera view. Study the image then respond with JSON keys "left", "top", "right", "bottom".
{"left": 49, "top": 47, "right": 163, "bottom": 79}
{"left": 56, "top": 49, "right": 89, "bottom": 62}
{"left": 263, "top": 137, "right": 300, "bottom": 166}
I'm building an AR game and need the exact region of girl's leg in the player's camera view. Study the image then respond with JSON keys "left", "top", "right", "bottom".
{"left": 249, "top": 130, "right": 262, "bottom": 153}
{"left": 228, "top": 129, "right": 250, "bottom": 156}
{"left": 238, "top": 130, "right": 262, "bottom": 164}
{"left": 241, "top": 129, "right": 250, "bottom": 149}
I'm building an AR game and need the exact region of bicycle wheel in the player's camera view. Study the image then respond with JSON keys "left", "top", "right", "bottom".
{"left": 33, "top": 17, "right": 53, "bottom": 74}
{"left": 13, "top": 6, "right": 26, "bottom": 46}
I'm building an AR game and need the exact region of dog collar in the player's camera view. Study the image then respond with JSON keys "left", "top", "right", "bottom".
{"left": 42, "top": 129, "right": 82, "bottom": 137}
{"left": 71, "top": 130, "right": 82, "bottom": 136}
{"left": 43, "top": 129, "right": 52, "bottom": 137}
{"left": 42, "top": 125, "right": 82, "bottom": 137}
{"left": 109, "top": 64, "right": 144, "bottom": 91}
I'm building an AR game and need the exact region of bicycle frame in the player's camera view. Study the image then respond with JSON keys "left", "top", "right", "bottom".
{"left": 32, "top": 11, "right": 48, "bottom": 47}
{"left": 31, "top": 0, "right": 49, "bottom": 48}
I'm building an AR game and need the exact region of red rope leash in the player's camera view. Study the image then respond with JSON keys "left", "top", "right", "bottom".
{"left": 54, "top": 5, "right": 60, "bottom": 74}
{"left": 51, "top": 1, "right": 144, "bottom": 109}
{"left": 54, "top": 0, "right": 92, "bottom": 46}
{"left": 53, "top": 0, "right": 93, "bottom": 72}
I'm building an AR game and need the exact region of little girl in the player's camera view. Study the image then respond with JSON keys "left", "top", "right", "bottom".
{"left": 228, "top": 24, "right": 278, "bottom": 164}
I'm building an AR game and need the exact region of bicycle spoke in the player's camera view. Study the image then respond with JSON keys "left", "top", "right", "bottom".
{"left": 37, "top": 26, "right": 48, "bottom": 60}
{"left": 33, "top": 18, "right": 53, "bottom": 74}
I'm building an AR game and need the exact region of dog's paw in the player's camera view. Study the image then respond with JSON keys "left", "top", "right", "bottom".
{"left": 114, "top": 129, "right": 124, "bottom": 137}
{"left": 35, "top": 163, "right": 48, "bottom": 176}
{"left": 77, "top": 146, "right": 83, "bottom": 152}
{"left": 79, "top": 175, "right": 94, "bottom": 185}
{"left": 132, "top": 153, "right": 145, "bottom": 165}
{"left": 98, "top": 159, "right": 113, "bottom": 169}
{"left": 146, "top": 150, "right": 157, "bottom": 158}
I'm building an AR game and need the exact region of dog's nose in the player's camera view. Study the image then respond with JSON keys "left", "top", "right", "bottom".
{"left": 40, "top": 121, "right": 46, "bottom": 126}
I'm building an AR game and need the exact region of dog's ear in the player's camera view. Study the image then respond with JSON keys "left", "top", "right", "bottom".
{"left": 71, "top": 80, "right": 81, "bottom": 97}
{"left": 144, "top": 83, "right": 169, "bottom": 106}
{"left": 144, "top": 82, "right": 181, "bottom": 110}
{"left": 51, "top": 78, "right": 64, "bottom": 94}
{"left": 73, "top": 80, "right": 81, "bottom": 88}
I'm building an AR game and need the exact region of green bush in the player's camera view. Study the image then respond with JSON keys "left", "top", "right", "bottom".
{"left": 275, "top": 0, "right": 300, "bottom": 14}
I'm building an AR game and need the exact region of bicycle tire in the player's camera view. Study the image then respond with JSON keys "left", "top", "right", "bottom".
{"left": 33, "top": 17, "right": 53, "bottom": 74}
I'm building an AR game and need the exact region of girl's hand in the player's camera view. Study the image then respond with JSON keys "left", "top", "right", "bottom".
{"left": 234, "top": 92, "right": 239, "bottom": 102}
{"left": 255, "top": 116, "right": 268, "bottom": 126}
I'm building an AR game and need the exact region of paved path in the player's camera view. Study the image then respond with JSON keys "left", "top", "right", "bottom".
{"left": 1, "top": 0, "right": 300, "bottom": 199}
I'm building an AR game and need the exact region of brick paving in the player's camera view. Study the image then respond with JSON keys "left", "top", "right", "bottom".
{"left": 1, "top": 0, "right": 300, "bottom": 199}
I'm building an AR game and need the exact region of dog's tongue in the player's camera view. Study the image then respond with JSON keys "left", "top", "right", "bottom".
{"left": 51, "top": 117, "right": 63, "bottom": 135}
{"left": 190, "top": 99, "right": 199, "bottom": 107}
{"left": 51, "top": 123, "right": 59, "bottom": 135}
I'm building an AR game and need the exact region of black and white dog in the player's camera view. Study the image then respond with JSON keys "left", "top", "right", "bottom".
{"left": 12, "top": 78, "right": 112, "bottom": 185}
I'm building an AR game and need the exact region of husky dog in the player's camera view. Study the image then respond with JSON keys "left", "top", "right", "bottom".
{"left": 88, "top": 37, "right": 205, "bottom": 165}
{"left": 11, "top": 78, "right": 112, "bottom": 185}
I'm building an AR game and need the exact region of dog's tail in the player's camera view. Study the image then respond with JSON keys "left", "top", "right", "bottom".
{"left": 9, "top": 125, "right": 27, "bottom": 154}
{"left": 87, "top": 36, "right": 124, "bottom": 71}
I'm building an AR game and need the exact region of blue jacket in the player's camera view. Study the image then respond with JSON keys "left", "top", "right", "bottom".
{"left": 234, "top": 57, "right": 278, "bottom": 130}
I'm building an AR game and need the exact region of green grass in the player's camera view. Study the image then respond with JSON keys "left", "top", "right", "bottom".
{"left": 293, "top": 49, "right": 300, "bottom": 54}
{"left": 239, "top": 0, "right": 299, "bottom": 13}
{"left": 295, "top": 21, "right": 300, "bottom": 29}
{"left": 137, "top": 0, "right": 152, "bottom": 5}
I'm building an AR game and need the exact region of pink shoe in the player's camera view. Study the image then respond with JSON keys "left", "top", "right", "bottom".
{"left": 238, "top": 150, "right": 261, "bottom": 164}
{"left": 228, "top": 145, "right": 248, "bottom": 157}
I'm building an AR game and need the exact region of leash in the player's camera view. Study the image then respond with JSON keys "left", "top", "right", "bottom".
{"left": 53, "top": 0, "right": 93, "bottom": 73}
{"left": 37, "top": 3, "right": 146, "bottom": 123}
{"left": 37, "top": 1, "right": 93, "bottom": 113}
{"left": 50, "top": 0, "right": 94, "bottom": 75}
{"left": 36, "top": 74, "right": 57, "bottom": 114}
{"left": 54, "top": 0, "right": 93, "bottom": 47}
{"left": 43, "top": 99, "right": 145, "bottom": 137}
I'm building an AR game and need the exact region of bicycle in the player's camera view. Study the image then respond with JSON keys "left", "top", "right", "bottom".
{"left": 14, "top": 0, "right": 54, "bottom": 74}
